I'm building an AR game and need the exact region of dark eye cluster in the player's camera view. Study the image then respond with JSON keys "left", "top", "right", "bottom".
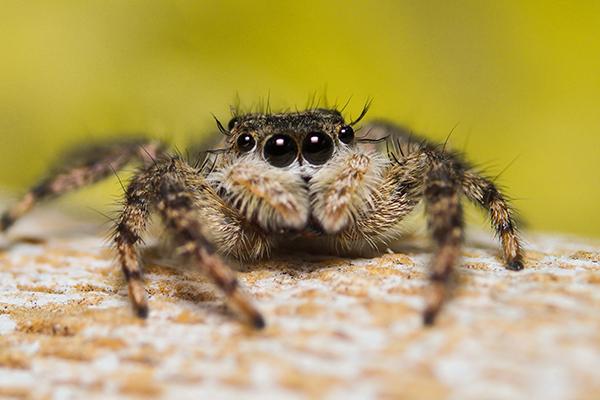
{"left": 235, "top": 125, "right": 355, "bottom": 168}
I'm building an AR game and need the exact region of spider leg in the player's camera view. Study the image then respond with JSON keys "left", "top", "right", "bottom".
{"left": 331, "top": 148, "right": 462, "bottom": 324}
{"left": 364, "top": 120, "right": 524, "bottom": 271}
{"left": 461, "top": 171, "right": 524, "bottom": 270}
{"left": 156, "top": 169, "right": 264, "bottom": 328}
{"left": 114, "top": 166, "right": 155, "bottom": 318}
{"left": 422, "top": 153, "right": 464, "bottom": 325}
{"left": 115, "top": 158, "right": 265, "bottom": 328}
{"left": 0, "top": 137, "right": 165, "bottom": 232}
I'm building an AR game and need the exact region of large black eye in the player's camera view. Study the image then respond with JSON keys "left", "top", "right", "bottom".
{"left": 263, "top": 134, "right": 298, "bottom": 167}
{"left": 302, "top": 132, "right": 334, "bottom": 165}
{"left": 236, "top": 134, "right": 256, "bottom": 152}
{"left": 339, "top": 125, "right": 354, "bottom": 144}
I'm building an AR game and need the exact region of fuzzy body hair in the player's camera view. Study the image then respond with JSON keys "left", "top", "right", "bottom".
{"left": 0, "top": 107, "right": 525, "bottom": 328}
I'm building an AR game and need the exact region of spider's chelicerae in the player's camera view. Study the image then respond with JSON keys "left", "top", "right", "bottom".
{"left": 0, "top": 106, "right": 524, "bottom": 329}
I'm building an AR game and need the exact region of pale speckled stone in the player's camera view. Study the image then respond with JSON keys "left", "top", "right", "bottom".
{"left": 0, "top": 206, "right": 599, "bottom": 400}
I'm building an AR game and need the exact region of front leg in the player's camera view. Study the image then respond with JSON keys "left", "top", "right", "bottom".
{"left": 334, "top": 149, "right": 463, "bottom": 325}
{"left": 116, "top": 158, "right": 266, "bottom": 328}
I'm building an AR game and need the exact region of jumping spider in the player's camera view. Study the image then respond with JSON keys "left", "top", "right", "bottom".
{"left": 0, "top": 106, "right": 524, "bottom": 328}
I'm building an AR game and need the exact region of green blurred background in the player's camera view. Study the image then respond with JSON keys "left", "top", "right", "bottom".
{"left": 1, "top": 1, "right": 599, "bottom": 237}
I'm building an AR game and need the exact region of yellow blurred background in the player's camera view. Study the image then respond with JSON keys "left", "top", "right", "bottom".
{"left": 1, "top": 1, "right": 599, "bottom": 237}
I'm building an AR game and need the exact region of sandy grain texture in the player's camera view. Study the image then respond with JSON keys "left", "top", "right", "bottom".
{"left": 0, "top": 207, "right": 599, "bottom": 400}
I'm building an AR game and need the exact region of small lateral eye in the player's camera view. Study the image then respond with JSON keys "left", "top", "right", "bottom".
{"left": 236, "top": 133, "right": 256, "bottom": 152}
{"left": 339, "top": 125, "right": 354, "bottom": 144}
{"left": 228, "top": 117, "right": 239, "bottom": 131}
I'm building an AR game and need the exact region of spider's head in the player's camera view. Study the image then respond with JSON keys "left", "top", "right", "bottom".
{"left": 210, "top": 106, "right": 375, "bottom": 235}
{"left": 225, "top": 109, "right": 357, "bottom": 173}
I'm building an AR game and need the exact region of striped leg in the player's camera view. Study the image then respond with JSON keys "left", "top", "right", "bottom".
{"left": 363, "top": 120, "right": 524, "bottom": 271}
{"left": 1, "top": 138, "right": 164, "bottom": 232}
{"left": 114, "top": 158, "right": 265, "bottom": 328}
{"left": 114, "top": 167, "right": 156, "bottom": 318}
{"left": 156, "top": 171, "right": 265, "bottom": 328}
{"left": 462, "top": 171, "right": 524, "bottom": 271}
{"left": 422, "top": 155, "right": 464, "bottom": 325}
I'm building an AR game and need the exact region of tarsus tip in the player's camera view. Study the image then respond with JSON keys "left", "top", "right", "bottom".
{"left": 507, "top": 260, "right": 524, "bottom": 271}
{"left": 423, "top": 310, "right": 436, "bottom": 326}
{"left": 252, "top": 313, "right": 266, "bottom": 330}
{"left": 135, "top": 305, "right": 149, "bottom": 319}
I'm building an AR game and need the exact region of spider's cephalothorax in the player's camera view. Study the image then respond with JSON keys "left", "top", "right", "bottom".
{"left": 0, "top": 107, "right": 524, "bottom": 329}
{"left": 210, "top": 109, "right": 382, "bottom": 238}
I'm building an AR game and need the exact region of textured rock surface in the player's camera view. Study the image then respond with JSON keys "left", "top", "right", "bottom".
{"left": 0, "top": 208, "right": 599, "bottom": 400}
